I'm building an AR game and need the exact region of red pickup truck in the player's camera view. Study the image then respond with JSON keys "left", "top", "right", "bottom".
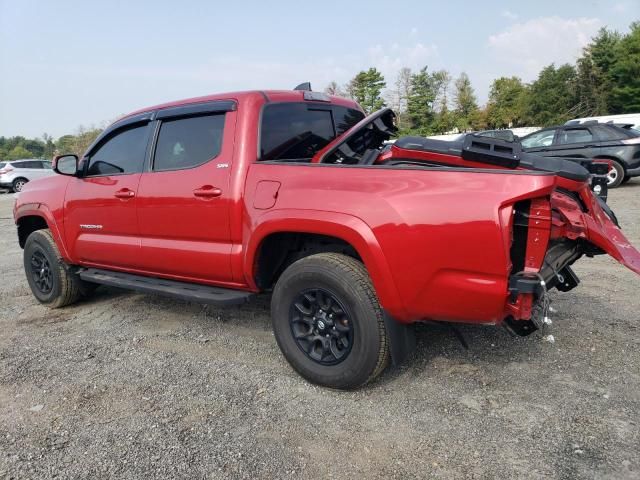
{"left": 14, "top": 87, "right": 640, "bottom": 389}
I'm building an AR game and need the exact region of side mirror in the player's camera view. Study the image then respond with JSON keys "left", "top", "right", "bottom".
{"left": 53, "top": 154, "right": 79, "bottom": 176}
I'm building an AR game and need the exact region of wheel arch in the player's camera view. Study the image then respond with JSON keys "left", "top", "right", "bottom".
{"left": 245, "top": 210, "right": 406, "bottom": 319}
{"left": 593, "top": 155, "right": 627, "bottom": 172}
{"left": 14, "top": 205, "right": 71, "bottom": 261}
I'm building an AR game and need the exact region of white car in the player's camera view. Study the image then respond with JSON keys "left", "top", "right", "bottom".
{"left": 565, "top": 113, "right": 640, "bottom": 131}
{"left": 0, "top": 159, "right": 55, "bottom": 192}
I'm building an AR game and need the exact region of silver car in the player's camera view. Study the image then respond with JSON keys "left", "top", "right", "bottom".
{"left": 0, "top": 159, "right": 55, "bottom": 192}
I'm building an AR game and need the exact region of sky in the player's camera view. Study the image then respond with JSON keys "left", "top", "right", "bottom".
{"left": 1, "top": 0, "right": 637, "bottom": 138}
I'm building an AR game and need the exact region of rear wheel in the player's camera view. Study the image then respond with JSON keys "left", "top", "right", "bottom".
{"left": 271, "top": 253, "right": 389, "bottom": 389}
{"left": 23, "top": 229, "right": 94, "bottom": 308}
{"left": 605, "top": 160, "right": 625, "bottom": 188}
{"left": 12, "top": 177, "right": 28, "bottom": 192}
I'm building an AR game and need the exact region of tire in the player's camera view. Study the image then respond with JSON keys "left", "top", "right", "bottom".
{"left": 605, "top": 160, "right": 625, "bottom": 188}
{"left": 12, "top": 177, "right": 28, "bottom": 192}
{"left": 271, "top": 253, "right": 389, "bottom": 389}
{"left": 23, "top": 229, "right": 91, "bottom": 308}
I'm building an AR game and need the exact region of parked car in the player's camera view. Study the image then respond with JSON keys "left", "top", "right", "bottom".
{"left": 0, "top": 159, "right": 54, "bottom": 192}
{"left": 13, "top": 88, "right": 640, "bottom": 389}
{"left": 519, "top": 122, "right": 640, "bottom": 187}
{"left": 566, "top": 113, "right": 640, "bottom": 132}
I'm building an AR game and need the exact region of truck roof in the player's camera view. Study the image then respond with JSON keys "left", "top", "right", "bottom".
{"left": 124, "top": 90, "right": 361, "bottom": 122}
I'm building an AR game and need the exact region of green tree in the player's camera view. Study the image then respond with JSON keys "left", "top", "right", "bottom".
{"left": 573, "top": 27, "right": 622, "bottom": 115}
{"left": 609, "top": 22, "right": 640, "bottom": 113}
{"left": 406, "top": 67, "right": 438, "bottom": 135}
{"left": 452, "top": 72, "right": 478, "bottom": 131}
{"left": 486, "top": 76, "right": 528, "bottom": 128}
{"left": 525, "top": 64, "right": 578, "bottom": 126}
{"left": 7, "top": 145, "right": 33, "bottom": 160}
{"left": 347, "top": 68, "right": 386, "bottom": 114}
{"left": 589, "top": 27, "right": 623, "bottom": 78}
{"left": 55, "top": 127, "right": 102, "bottom": 156}
{"left": 42, "top": 133, "right": 56, "bottom": 160}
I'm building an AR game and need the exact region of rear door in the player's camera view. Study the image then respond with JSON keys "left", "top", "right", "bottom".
{"left": 64, "top": 117, "right": 152, "bottom": 267}
{"left": 549, "top": 127, "right": 598, "bottom": 158}
{"left": 19, "top": 160, "right": 42, "bottom": 179}
{"left": 135, "top": 101, "right": 236, "bottom": 283}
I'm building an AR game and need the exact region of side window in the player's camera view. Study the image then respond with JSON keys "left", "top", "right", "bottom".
{"left": 557, "top": 128, "right": 593, "bottom": 145}
{"left": 26, "top": 161, "right": 43, "bottom": 169}
{"left": 87, "top": 124, "right": 150, "bottom": 176}
{"left": 261, "top": 104, "right": 334, "bottom": 161}
{"left": 521, "top": 129, "right": 557, "bottom": 148}
{"left": 12, "top": 161, "right": 27, "bottom": 169}
{"left": 594, "top": 126, "right": 624, "bottom": 141}
{"left": 41, "top": 161, "right": 52, "bottom": 169}
{"left": 153, "top": 114, "right": 225, "bottom": 171}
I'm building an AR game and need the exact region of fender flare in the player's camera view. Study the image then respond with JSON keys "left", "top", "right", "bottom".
{"left": 244, "top": 209, "right": 407, "bottom": 319}
{"left": 14, "top": 203, "right": 72, "bottom": 261}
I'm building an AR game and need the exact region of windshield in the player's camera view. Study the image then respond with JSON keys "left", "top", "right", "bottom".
{"left": 260, "top": 102, "right": 364, "bottom": 161}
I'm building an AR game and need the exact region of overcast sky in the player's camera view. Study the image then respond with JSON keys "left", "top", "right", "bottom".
{"left": 0, "top": 0, "right": 637, "bottom": 138}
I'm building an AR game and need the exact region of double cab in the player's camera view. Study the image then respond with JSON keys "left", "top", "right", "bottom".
{"left": 14, "top": 88, "right": 640, "bottom": 388}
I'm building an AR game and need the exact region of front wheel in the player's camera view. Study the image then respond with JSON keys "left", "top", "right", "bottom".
{"left": 271, "top": 253, "right": 389, "bottom": 389}
{"left": 23, "top": 229, "right": 94, "bottom": 308}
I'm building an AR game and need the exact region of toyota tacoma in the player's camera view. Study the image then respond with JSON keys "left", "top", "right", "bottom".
{"left": 14, "top": 86, "right": 640, "bottom": 389}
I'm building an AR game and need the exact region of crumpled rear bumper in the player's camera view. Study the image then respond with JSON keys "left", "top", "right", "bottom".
{"left": 580, "top": 190, "right": 640, "bottom": 275}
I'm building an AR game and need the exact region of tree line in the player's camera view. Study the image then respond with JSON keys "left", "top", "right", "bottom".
{"left": 1, "top": 22, "right": 638, "bottom": 162}
{"left": 327, "top": 22, "right": 640, "bottom": 136}
{"left": 0, "top": 126, "right": 102, "bottom": 162}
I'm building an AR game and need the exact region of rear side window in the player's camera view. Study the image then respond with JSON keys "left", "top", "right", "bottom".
{"left": 260, "top": 103, "right": 364, "bottom": 161}
{"left": 333, "top": 106, "right": 366, "bottom": 136}
{"left": 153, "top": 114, "right": 225, "bottom": 171}
{"left": 87, "top": 124, "right": 150, "bottom": 176}
{"left": 557, "top": 128, "right": 593, "bottom": 145}
{"left": 0, "top": 162, "right": 5, "bottom": 169}
{"left": 595, "top": 125, "right": 633, "bottom": 140}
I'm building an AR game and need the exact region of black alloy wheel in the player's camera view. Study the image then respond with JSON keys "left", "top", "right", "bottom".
{"left": 30, "top": 249, "right": 53, "bottom": 294}
{"left": 289, "top": 288, "right": 354, "bottom": 365}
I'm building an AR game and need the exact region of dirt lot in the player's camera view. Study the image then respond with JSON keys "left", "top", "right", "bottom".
{"left": 0, "top": 184, "right": 639, "bottom": 480}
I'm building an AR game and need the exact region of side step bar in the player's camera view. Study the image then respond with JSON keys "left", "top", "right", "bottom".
{"left": 78, "top": 268, "right": 253, "bottom": 306}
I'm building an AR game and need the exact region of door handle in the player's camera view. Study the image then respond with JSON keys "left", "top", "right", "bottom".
{"left": 114, "top": 188, "right": 135, "bottom": 199}
{"left": 193, "top": 185, "right": 222, "bottom": 198}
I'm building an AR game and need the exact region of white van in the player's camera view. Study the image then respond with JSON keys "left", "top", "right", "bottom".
{"left": 565, "top": 113, "right": 640, "bottom": 131}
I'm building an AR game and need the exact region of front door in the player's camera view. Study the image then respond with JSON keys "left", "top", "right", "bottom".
{"left": 520, "top": 128, "right": 558, "bottom": 155}
{"left": 64, "top": 121, "right": 151, "bottom": 268}
{"left": 136, "top": 103, "right": 236, "bottom": 283}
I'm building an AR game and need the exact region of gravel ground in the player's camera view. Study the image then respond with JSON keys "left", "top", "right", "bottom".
{"left": 0, "top": 183, "right": 639, "bottom": 479}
